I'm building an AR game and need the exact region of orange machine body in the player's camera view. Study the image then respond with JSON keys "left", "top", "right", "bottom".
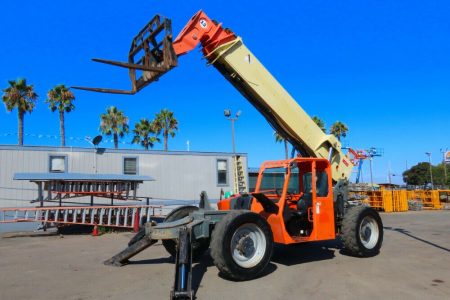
{"left": 173, "top": 10, "right": 236, "bottom": 57}
{"left": 217, "top": 158, "right": 336, "bottom": 244}
{"left": 173, "top": 12, "right": 337, "bottom": 245}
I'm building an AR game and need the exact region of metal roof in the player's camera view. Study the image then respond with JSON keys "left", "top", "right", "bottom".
{"left": 14, "top": 173, "right": 154, "bottom": 181}
{"left": 0, "top": 144, "right": 246, "bottom": 157}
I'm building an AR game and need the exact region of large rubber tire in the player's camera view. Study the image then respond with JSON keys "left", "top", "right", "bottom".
{"left": 162, "top": 206, "right": 210, "bottom": 260}
{"left": 341, "top": 206, "right": 383, "bottom": 257}
{"left": 210, "top": 211, "right": 273, "bottom": 281}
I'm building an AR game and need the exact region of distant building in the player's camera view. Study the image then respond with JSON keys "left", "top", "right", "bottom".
{"left": 378, "top": 183, "right": 402, "bottom": 190}
{"left": 0, "top": 145, "right": 247, "bottom": 208}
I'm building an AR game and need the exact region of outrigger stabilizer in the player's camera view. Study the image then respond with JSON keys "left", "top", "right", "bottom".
{"left": 104, "top": 192, "right": 220, "bottom": 300}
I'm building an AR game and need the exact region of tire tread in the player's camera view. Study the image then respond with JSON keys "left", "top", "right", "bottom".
{"left": 210, "top": 210, "right": 273, "bottom": 281}
{"left": 341, "top": 206, "right": 383, "bottom": 257}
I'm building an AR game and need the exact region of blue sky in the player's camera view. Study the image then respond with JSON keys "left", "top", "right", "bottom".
{"left": 1, "top": 0, "right": 449, "bottom": 184}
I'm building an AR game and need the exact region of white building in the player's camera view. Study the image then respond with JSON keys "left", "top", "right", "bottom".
{"left": 0, "top": 145, "right": 248, "bottom": 208}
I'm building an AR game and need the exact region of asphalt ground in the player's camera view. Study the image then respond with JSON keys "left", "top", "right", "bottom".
{"left": 0, "top": 210, "right": 449, "bottom": 300}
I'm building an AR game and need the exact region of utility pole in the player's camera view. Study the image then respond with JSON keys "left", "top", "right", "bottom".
{"left": 425, "top": 152, "right": 434, "bottom": 189}
{"left": 388, "top": 161, "right": 392, "bottom": 185}
{"left": 367, "top": 147, "right": 382, "bottom": 191}
{"left": 369, "top": 157, "right": 374, "bottom": 190}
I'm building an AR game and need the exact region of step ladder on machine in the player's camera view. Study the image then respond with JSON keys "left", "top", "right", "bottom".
{"left": 233, "top": 155, "right": 247, "bottom": 195}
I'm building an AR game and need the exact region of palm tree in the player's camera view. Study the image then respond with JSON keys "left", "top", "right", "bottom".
{"left": 330, "top": 121, "right": 349, "bottom": 141}
{"left": 46, "top": 84, "right": 75, "bottom": 146}
{"left": 2, "top": 78, "right": 38, "bottom": 145}
{"left": 312, "top": 116, "right": 326, "bottom": 133}
{"left": 99, "top": 106, "right": 129, "bottom": 149}
{"left": 154, "top": 109, "right": 178, "bottom": 151}
{"left": 132, "top": 118, "right": 160, "bottom": 150}
{"left": 274, "top": 131, "right": 289, "bottom": 159}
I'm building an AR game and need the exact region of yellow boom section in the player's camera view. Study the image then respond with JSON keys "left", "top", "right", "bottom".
{"left": 73, "top": 11, "right": 355, "bottom": 182}
{"left": 207, "top": 38, "right": 354, "bottom": 182}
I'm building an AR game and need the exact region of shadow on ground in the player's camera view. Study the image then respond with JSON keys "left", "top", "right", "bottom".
{"left": 1, "top": 229, "right": 59, "bottom": 238}
{"left": 272, "top": 239, "right": 341, "bottom": 266}
{"left": 191, "top": 251, "right": 277, "bottom": 298}
{"left": 384, "top": 226, "right": 450, "bottom": 253}
{"left": 128, "top": 256, "right": 173, "bottom": 265}
{"left": 121, "top": 239, "right": 347, "bottom": 299}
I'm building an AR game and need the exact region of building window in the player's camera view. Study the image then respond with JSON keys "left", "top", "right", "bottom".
{"left": 217, "top": 159, "right": 228, "bottom": 185}
{"left": 49, "top": 155, "right": 67, "bottom": 173}
{"left": 123, "top": 157, "right": 138, "bottom": 175}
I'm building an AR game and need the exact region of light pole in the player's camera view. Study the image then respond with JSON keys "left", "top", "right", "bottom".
{"left": 224, "top": 109, "right": 241, "bottom": 153}
{"left": 369, "top": 157, "right": 374, "bottom": 190}
{"left": 441, "top": 148, "right": 448, "bottom": 184}
{"left": 388, "top": 161, "right": 392, "bottom": 185}
{"left": 425, "top": 152, "right": 434, "bottom": 189}
{"left": 367, "top": 147, "right": 381, "bottom": 191}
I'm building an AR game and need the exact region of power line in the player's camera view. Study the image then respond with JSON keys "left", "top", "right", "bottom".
{"left": 0, "top": 132, "right": 133, "bottom": 145}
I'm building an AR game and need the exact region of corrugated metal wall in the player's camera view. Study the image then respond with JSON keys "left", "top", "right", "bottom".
{"left": 0, "top": 146, "right": 247, "bottom": 207}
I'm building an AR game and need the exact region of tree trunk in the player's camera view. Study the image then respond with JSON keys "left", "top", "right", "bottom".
{"left": 18, "top": 110, "right": 24, "bottom": 146}
{"left": 284, "top": 140, "right": 289, "bottom": 159}
{"left": 164, "top": 131, "right": 168, "bottom": 151}
{"left": 114, "top": 133, "right": 118, "bottom": 149}
{"left": 144, "top": 140, "right": 149, "bottom": 150}
{"left": 59, "top": 110, "right": 65, "bottom": 147}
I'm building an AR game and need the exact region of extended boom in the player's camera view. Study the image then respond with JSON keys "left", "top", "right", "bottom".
{"left": 73, "top": 10, "right": 355, "bottom": 182}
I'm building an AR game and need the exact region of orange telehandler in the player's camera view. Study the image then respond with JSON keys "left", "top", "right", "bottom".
{"left": 75, "top": 10, "right": 383, "bottom": 300}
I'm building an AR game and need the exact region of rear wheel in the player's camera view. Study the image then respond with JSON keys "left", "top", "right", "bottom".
{"left": 162, "top": 206, "right": 210, "bottom": 260}
{"left": 210, "top": 211, "right": 273, "bottom": 281}
{"left": 341, "top": 206, "right": 383, "bottom": 257}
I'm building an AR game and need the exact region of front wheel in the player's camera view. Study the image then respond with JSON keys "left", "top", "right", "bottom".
{"left": 210, "top": 211, "right": 273, "bottom": 281}
{"left": 341, "top": 206, "right": 383, "bottom": 257}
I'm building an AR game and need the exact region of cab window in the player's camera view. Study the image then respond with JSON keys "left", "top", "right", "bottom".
{"left": 302, "top": 171, "right": 329, "bottom": 196}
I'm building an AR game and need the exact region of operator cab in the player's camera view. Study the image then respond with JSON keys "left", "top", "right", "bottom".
{"left": 252, "top": 159, "right": 332, "bottom": 238}
{"left": 217, "top": 158, "right": 335, "bottom": 241}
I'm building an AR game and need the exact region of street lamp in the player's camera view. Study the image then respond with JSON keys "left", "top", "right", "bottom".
{"left": 441, "top": 148, "right": 448, "bottom": 183}
{"left": 224, "top": 109, "right": 241, "bottom": 153}
{"left": 367, "top": 147, "right": 378, "bottom": 191}
{"left": 425, "top": 152, "right": 434, "bottom": 189}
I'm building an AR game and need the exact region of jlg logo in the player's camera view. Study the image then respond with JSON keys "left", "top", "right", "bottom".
{"left": 199, "top": 19, "right": 208, "bottom": 28}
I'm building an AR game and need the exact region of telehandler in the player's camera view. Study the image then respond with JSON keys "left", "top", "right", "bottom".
{"left": 75, "top": 10, "right": 383, "bottom": 300}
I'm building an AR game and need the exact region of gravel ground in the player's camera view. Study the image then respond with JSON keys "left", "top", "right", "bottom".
{"left": 0, "top": 210, "right": 449, "bottom": 300}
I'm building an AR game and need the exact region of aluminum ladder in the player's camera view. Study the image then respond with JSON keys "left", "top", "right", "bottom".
{"left": 0, "top": 205, "right": 163, "bottom": 229}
